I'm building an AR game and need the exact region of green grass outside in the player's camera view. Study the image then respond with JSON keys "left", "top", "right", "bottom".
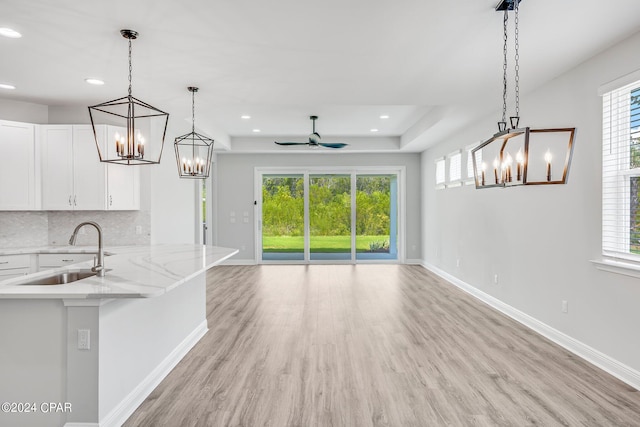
{"left": 262, "top": 235, "right": 390, "bottom": 253}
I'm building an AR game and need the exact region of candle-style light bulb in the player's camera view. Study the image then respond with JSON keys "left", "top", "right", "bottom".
{"left": 480, "top": 162, "right": 486, "bottom": 186}
{"left": 505, "top": 153, "right": 513, "bottom": 182}
{"left": 545, "top": 150, "right": 552, "bottom": 181}
{"left": 115, "top": 132, "right": 121, "bottom": 156}
{"left": 493, "top": 157, "right": 499, "bottom": 184}
{"left": 516, "top": 149, "right": 524, "bottom": 181}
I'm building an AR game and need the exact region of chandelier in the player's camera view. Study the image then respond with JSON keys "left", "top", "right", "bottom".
{"left": 88, "top": 29, "right": 169, "bottom": 165}
{"left": 472, "top": 0, "right": 576, "bottom": 188}
{"left": 174, "top": 87, "right": 214, "bottom": 179}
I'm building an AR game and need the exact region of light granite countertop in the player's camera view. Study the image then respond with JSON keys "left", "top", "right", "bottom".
{"left": 0, "top": 244, "right": 238, "bottom": 299}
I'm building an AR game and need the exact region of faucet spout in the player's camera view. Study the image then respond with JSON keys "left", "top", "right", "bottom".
{"left": 69, "top": 221, "right": 105, "bottom": 277}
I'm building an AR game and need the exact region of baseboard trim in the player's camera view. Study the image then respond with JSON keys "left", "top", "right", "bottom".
{"left": 99, "top": 320, "right": 209, "bottom": 427}
{"left": 64, "top": 423, "right": 99, "bottom": 427}
{"left": 421, "top": 261, "right": 640, "bottom": 391}
{"left": 222, "top": 258, "right": 256, "bottom": 265}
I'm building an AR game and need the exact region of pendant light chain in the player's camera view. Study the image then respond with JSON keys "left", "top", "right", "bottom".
{"left": 501, "top": 9, "right": 509, "bottom": 127}
{"left": 128, "top": 37, "right": 132, "bottom": 97}
{"left": 514, "top": 0, "right": 520, "bottom": 119}
{"left": 191, "top": 89, "right": 196, "bottom": 134}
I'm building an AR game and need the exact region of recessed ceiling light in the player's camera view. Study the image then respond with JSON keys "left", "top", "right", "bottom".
{"left": 241, "top": 115, "right": 251, "bottom": 119}
{"left": 85, "top": 78, "right": 105, "bottom": 86}
{"left": 0, "top": 28, "right": 22, "bottom": 38}
{"left": 252, "top": 129, "right": 261, "bottom": 133}
{"left": 379, "top": 115, "right": 389, "bottom": 119}
{"left": 370, "top": 128, "right": 379, "bottom": 132}
{"left": 0, "top": 83, "right": 16, "bottom": 90}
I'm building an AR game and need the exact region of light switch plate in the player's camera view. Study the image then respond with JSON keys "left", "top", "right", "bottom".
{"left": 78, "top": 329, "right": 90, "bottom": 350}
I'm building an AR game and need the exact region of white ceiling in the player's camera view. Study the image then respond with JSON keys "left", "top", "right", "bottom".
{"left": 1, "top": 0, "right": 640, "bottom": 152}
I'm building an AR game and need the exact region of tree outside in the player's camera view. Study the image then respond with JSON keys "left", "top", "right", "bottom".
{"left": 261, "top": 175, "right": 392, "bottom": 254}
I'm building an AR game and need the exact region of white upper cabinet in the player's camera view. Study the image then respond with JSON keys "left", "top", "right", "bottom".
{"left": 40, "top": 124, "right": 139, "bottom": 211}
{"left": 41, "top": 125, "right": 106, "bottom": 210}
{"left": 0, "top": 120, "right": 39, "bottom": 210}
{"left": 104, "top": 125, "right": 140, "bottom": 210}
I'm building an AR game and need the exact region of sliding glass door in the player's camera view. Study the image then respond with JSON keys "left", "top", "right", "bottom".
{"left": 258, "top": 168, "right": 402, "bottom": 263}
{"left": 355, "top": 174, "right": 397, "bottom": 260}
{"left": 309, "top": 174, "right": 351, "bottom": 261}
{"left": 261, "top": 174, "right": 305, "bottom": 261}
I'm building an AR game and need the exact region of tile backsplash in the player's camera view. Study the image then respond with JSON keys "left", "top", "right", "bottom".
{"left": 0, "top": 211, "right": 150, "bottom": 248}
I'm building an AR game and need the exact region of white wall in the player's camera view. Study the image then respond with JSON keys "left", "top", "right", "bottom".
{"left": 149, "top": 121, "right": 199, "bottom": 245}
{"left": 0, "top": 98, "right": 48, "bottom": 123}
{"left": 215, "top": 152, "right": 422, "bottom": 262}
{"left": 421, "top": 30, "right": 640, "bottom": 383}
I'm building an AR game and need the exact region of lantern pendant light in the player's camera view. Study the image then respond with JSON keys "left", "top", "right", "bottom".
{"left": 471, "top": 0, "right": 576, "bottom": 189}
{"left": 88, "top": 29, "right": 169, "bottom": 165}
{"left": 174, "top": 87, "right": 214, "bottom": 179}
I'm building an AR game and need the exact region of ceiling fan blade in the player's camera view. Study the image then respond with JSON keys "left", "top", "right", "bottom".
{"left": 274, "top": 141, "right": 309, "bottom": 146}
{"left": 318, "top": 142, "right": 348, "bottom": 148}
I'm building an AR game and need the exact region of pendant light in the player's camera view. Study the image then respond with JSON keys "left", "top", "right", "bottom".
{"left": 472, "top": 0, "right": 576, "bottom": 188}
{"left": 88, "top": 29, "right": 169, "bottom": 165}
{"left": 174, "top": 87, "right": 214, "bottom": 179}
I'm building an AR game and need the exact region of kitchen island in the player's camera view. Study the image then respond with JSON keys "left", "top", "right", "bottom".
{"left": 0, "top": 244, "right": 237, "bottom": 427}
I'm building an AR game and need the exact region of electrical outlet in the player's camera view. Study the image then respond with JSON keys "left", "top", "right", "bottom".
{"left": 135, "top": 225, "right": 142, "bottom": 235}
{"left": 562, "top": 300, "right": 568, "bottom": 313}
{"left": 494, "top": 274, "right": 499, "bottom": 284}
{"left": 241, "top": 245, "right": 246, "bottom": 251}
{"left": 456, "top": 259, "right": 460, "bottom": 267}
{"left": 78, "top": 329, "right": 90, "bottom": 350}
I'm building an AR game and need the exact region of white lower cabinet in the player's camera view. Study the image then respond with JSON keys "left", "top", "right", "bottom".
{"left": 38, "top": 253, "right": 94, "bottom": 270}
{"left": 0, "top": 120, "right": 39, "bottom": 210}
{"left": 40, "top": 124, "right": 139, "bottom": 211}
{"left": 0, "top": 255, "right": 31, "bottom": 279}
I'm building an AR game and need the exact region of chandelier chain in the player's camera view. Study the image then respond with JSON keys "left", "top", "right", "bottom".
{"left": 192, "top": 89, "right": 195, "bottom": 134}
{"left": 514, "top": 0, "right": 520, "bottom": 118}
{"left": 501, "top": 9, "right": 508, "bottom": 125}
{"left": 128, "top": 38, "right": 132, "bottom": 97}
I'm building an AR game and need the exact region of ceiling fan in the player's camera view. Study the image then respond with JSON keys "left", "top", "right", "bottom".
{"left": 274, "top": 116, "right": 348, "bottom": 149}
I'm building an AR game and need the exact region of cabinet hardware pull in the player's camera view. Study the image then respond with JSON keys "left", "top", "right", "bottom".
{"left": 62, "top": 259, "right": 74, "bottom": 262}
{"left": 110, "top": 195, "right": 113, "bottom": 206}
{"left": 0, "top": 261, "right": 9, "bottom": 265}
{"left": 69, "top": 196, "right": 72, "bottom": 206}
{"left": 74, "top": 196, "right": 77, "bottom": 206}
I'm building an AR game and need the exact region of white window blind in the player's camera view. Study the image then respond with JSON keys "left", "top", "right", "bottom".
{"left": 448, "top": 151, "right": 462, "bottom": 187}
{"left": 602, "top": 79, "right": 640, "bottom": 260}
{"left": 466, "top": 144, "right": 482, "bottom": 184}
{"left": 435, "top": 157, "right": 445, "bottom": 189}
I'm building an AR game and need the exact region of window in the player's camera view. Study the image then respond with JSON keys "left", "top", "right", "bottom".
{"left": 466, "top": 143, "right": 482, "bottom": 185}
{"left": 602, "top": 79, "right": 640, "bottom": 260}
{"left": 447, "top": 150, "right": 462, "bottom": 187}
{"left": 435, "top": 157, "right": 445, "bottom": 189}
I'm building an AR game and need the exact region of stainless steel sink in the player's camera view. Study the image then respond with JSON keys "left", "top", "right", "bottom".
{"left": 20, "top": 270, "right": 97, "bottom": 286}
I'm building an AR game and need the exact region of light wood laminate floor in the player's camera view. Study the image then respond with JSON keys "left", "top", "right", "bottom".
{"left": 125, "top": 265, "right": 640, "bottom": 426}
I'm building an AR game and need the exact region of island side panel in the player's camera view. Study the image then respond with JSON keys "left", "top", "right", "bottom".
{"left": 0, "top": 299, "right": 67, "bottom": 427}
{"left": 98, "top": 271, "right": 208, "bottom": 425}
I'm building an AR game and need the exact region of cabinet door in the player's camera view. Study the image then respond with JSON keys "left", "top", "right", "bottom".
{"left": 41, "top": 125, "right": 74, "bottom": 210}
{"left": 73, "top": 126, "right": 106, "bottom": 210}
{"left": 0, "top": 121, "right": 37, "bottom": 210}
{"left": 106, "top": 125, "right": 140, "bottom": 210}
{"left": 0, "top": 254, "right": 31, "bottom": 278}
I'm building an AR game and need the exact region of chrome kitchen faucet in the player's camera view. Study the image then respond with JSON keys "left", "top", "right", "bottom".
{"left": 68, "top": 221, "right": 105, "bottom": 277}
